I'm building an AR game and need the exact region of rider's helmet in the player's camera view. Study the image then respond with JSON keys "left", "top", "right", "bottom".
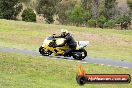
{"left": 61, "top": 29, "right": 69, "bottom": 37}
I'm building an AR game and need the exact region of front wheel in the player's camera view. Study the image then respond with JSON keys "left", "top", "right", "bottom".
{"left": 39, "top": 46, "right": 52, "bottom": 56}
{"left": 73, "top": 49, "right": 87, "bottom": 60}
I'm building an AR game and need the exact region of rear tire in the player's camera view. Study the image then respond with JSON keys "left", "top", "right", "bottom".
{"left": 73, "top": 49, "right": 87, "bottom": 60}
{"left": 39, "top": 46, "right": 52, "bottom": 56}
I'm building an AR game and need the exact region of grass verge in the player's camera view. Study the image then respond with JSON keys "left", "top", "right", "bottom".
{"left": 0, "top": 52, "right": 132, "bottom": 88}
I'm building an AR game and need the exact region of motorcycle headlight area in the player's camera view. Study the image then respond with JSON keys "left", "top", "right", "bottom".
{"left": 42, "top": 39, "right": 50, "bottom": 46}
{"left": 56, "top": 38, "right": 65, "bottom": 45}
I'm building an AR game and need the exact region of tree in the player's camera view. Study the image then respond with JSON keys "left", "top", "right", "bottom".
{"left": 36, "top": 0, "right": 60, "bottom": 23}
{"left": 92, "top": 0, "right": 100, "bottom": 19}
{"left": 80, "top": 0, "right": 92, "bottom": 23}
{"left": 68, "top": 4, "right": 85, "bottom": 26}
{"left": 81, "top": 0, "right": 101, "bottom": 19}
{"left": 103, "top": 0, "right": 117, "bottom": 19}
{"left": 20, "top": 0, "right": 30, "bottom": 4}
{"left": 57, "top": 0, "right": 76, "bottom": 24}
{"left": 22, "top": 8, "right": 36, "bottom": 22}
{"left": 127, "top": 0, "right": 132, "bottom": 9}
{"left": 0, "top": 0, "right": 23, "bottom": 20}
{"left": 21, "top": 0, "right": 38, "bottom": 9}
{"left": 81, "top": 0, "right": 92, "bottom": 11}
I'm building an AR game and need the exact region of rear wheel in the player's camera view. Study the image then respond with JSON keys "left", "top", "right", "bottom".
{"left": 39, "top": 46, "right": 52, "bottom": 56}
{"left": 73, "top": 49, "right": 87, "bottom": 60}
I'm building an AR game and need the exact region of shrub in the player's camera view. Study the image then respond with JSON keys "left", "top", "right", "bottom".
{"left": 22, "top": 8, "right": 36, "bottom": 22}
{"left": 104, "top": 19, "right": 115, "bottom": 28}
{"left": 83, "top": 11, "right": 92, "bottom": 22}
{"left": 115, "top": 15, "right": 131, "bottom": 29}
{"left": 87, "top": 19, "right": 97, "bottom": 27}
{"left": 116, "top": 15, "right": 131, "bottom": 24}
{"left": 97, "top": 15, "right": 107, "bottom": 28}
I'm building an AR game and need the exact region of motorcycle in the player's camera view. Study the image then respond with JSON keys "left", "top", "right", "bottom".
{"left": 39, "top": 34, "right": 89, "bottom": 60}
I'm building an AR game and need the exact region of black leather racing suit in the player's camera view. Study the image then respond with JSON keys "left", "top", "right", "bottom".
{"left": 55, "top": 33, "right": 77, "bottom": 56}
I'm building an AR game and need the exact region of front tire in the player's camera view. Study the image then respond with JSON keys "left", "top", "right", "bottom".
{"left": 39, "top": 46, "right": 52, "bottom": 56}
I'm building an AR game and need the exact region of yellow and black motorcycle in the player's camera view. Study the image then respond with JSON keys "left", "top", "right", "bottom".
{"left": 39, "top": 34, "right": 89, "bottom": 60}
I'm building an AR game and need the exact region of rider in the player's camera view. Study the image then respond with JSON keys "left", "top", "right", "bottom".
{"left": 54, "top": 29, "right": 77, "bottom": 57}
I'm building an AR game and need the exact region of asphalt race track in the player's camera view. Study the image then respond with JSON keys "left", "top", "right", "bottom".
{"left": 0, "top": 47, "right": 132, "bottom": 68}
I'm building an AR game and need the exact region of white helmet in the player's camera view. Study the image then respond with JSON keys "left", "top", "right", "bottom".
{"left": 61, "top": 29, "right": 68, "bottom": 34}
{"left": 61, "top": 29, "right": 69, "bottom": 37}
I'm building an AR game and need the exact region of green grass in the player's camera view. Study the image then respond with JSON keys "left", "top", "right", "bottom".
{"left": 0, "top": 19, "right": 132, "bottom": 61}
{"left": 0, "top": 52, "right": 132, "bottom": 88}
